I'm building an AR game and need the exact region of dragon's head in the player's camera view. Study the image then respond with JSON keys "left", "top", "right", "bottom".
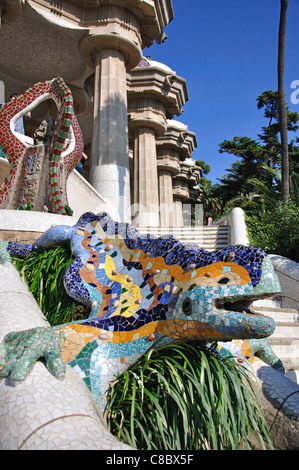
{"left": 161, "top": 253, "right": 279, "bottom": 342}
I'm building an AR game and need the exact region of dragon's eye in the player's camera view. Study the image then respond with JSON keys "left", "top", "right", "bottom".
{"left": 182, "top": 297, "right": 192, "bottom": 316}
{"left": 218, "top": 277, "right": 230, "bottom": 284}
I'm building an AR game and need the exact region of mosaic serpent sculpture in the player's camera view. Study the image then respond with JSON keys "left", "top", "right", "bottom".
{"left": 0, "top": 212, "right": 283, "bottom": 415}
{"left": 0, "top": 77, "right": 83, "bottom": 214}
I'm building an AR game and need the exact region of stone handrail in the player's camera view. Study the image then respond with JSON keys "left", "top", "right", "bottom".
{"left": 214, "top": 207, "right": 250, "bottom": 246}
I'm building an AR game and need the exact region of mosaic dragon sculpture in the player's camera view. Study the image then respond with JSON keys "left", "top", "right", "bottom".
{"left": 0, "top": 212, "right": 283, "bottom": 414}
{"left": 0, "top": 77, "right": 83, "bottom": 214}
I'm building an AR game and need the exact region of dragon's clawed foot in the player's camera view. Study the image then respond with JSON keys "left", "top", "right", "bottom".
{"left": 0, "top": 327, "right": 66, "bottom": 381}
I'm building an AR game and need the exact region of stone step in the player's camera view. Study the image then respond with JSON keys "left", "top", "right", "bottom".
{"left": 138, "top": 225, "right": 229, "bottom": 231}
{"left": 137, "top": 227, "right": 230, "bottom": 237}
{"left": 137, "top": 226, "right": 231, "bottom": 250}
{"left": 268, "top": 337, "right": 299, "bottom": 358}
{"left": 177, "top": 236, "right": 229, "bottom": 243}
{"left": 273, "top": 323, "right": 299, "bottom": 337}
{"left": 255, "top": 306, "right": 299, "bottom": 318}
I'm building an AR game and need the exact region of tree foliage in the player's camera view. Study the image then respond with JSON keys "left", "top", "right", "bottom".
{"left": 246, "top": 200, "right": 299, "bottom": 262}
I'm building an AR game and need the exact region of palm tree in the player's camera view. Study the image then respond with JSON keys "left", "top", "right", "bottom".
{"left": 248, "top": 164, "right": 299, "bottom": 208}
{"left": 226, "top": 192, "right": 264, "bottom": 214}
{"left": 278, "top": 0, "right": 290, "bottom": 203}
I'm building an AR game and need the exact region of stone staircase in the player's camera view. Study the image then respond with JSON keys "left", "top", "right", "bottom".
{"left": 253, "top": 305, "right": 299, "bottom": 384}
{"left": 137, "top": 225, "right": 231, "bottom": 251}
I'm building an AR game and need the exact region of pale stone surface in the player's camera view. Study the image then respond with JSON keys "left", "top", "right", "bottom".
{"left": 0, "top": 209, "right": 77, "bottom": 233}
{"left": 67, "top": 169, "right": 106, "bottom": 220}
{"left": 90, "top": 164, "right": 130, "bottom": 222}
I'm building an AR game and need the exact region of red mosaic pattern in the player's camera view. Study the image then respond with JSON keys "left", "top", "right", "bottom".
{"left": 0, "top": 77, "right": 83, "bottom": 214}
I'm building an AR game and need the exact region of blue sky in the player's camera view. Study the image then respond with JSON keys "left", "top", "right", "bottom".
{"left": 144, "top": 0, "right": 299, "bottom": 184}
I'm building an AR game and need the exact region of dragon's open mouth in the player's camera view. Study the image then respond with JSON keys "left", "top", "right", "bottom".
{"left": 213, "top": 295, "right": 276, "bottom": 339}
{"left": 217, "top": 298, "right": 263, "bottom": 316}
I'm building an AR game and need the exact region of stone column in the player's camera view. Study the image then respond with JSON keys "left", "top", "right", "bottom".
{"left": 156, "top": 120, "right": 198, "bottom": 228}
{"left": 90, "top": 48, "right": 130, "bottom": 222}
{"left": 159, "top": 170, "right": 174, "bottom": 227}
{"left": 173, "top": 197, "right": 184, "bottom": 227}
{"left": 133, "top": 127, "right": 160, "bottom": 227}
{"left": 172, "top": 178, "right": 190, "bottom": 227}
{"left": 188, "top": 165, "right": 203, "bottom": 226}
{"left": 156, "top": 148, "right": 180, "bottom": 227}
{"left": 129, "top": 97, "right": 167, "bottom": 227}
{"left": 127, "top": 62, "right": 188, "bottom": 227}
{"left": 78, "top": 5, "right": 144, "bottom": 222}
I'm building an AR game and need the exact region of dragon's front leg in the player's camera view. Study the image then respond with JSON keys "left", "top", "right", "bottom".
{"left": 0, "top": 327, "right": 66, "bottom": 381}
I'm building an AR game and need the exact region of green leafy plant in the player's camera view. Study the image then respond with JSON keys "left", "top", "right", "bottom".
{"left": 106, "top": 342, "right": 272, "bottom": 450}
{"left": 16, "top": 202, "right": 32, "bottom": 211}
{"left": 12, "top": 246, "right": 89, "bottom": 326}
{"left": 64, "top": 204, "right": 74, "bottom": 216}
{"left": 246, "top": 200, "right": 299, "bottom": 262}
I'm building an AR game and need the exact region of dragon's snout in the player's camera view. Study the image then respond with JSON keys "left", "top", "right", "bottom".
{"left": 212, "top": 306, "right": 276, "bottom": 340}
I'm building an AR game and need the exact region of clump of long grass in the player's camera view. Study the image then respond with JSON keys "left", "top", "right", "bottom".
{"left": 12, "top": 246, "right": 89, "bottom": 326}
{"left": 106, "top": 341, "right": 273, "bottom": 450}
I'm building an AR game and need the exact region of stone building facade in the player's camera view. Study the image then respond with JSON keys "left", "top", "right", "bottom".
{"left": 0, "top": 0, "right": 202, "bottom": 226}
